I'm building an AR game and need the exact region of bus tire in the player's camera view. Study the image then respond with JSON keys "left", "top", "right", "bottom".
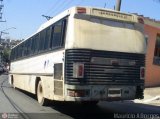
{"left": 37, "top": 81, "right": 48, "bottom": 106}
{"left": 10, "top": 75, "right": 15, "bottom": 88}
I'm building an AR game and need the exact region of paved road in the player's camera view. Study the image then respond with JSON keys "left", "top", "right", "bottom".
{"left": 0, "top": 74, "right": 160, "bottom": 119}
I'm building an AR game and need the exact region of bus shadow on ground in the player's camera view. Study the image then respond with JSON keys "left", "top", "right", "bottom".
{"left": 14, "top": 89, "right": 114, "bottom": 119}
{"left": 98, "top": 101, "right": 160, "bottom": 113}
{"left": 50, "top": 101, "right": 114, "bottom": 119}
{"left": 15, "top": 88, "right": 160, "bottom": 119}
{"left": 15, "top": 88, "right": 37, "bottom": 100}
{"left": 50, "top": 101, "right": 160, "bottom": 119}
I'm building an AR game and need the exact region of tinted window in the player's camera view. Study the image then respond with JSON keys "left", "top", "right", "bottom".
{"left": 21, "top": 43, "right": 24, "bottom": 57}
{"left": 10, "top": 49, "right": 15, "bottom": 60}
{"left": 51, "top": 21, "right": 63, "bottom": 49}
{"left": 23, "top": 41, "right": 27, "bottom": 56}
{"left": 153, "top": 34, "right": 160, "bottom": 65}
{"left": 154, "top": 34, "right": 160, "bottom": 57}
{"left": 39, "top": 30, "right": 46, "bottom": 51}
{"left": 50, "top": 19, "right": 67, "bottom": 49}
{"left": 10, "top": 17, "right": 67, "bottom": 61}
{"left": 35, "top": 34, "right": 40, "bottom": 53}
{"left": 26, "top": 39, "right": 30, "bottom": 56}
{"left": 44, "top": 28, "right": 51, "bottom": 50}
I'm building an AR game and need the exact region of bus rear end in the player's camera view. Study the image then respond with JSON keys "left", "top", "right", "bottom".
{"left": 64, "top": 7, "right": 146, "bottom": 103}
{"left": 65, "top": 49, "right": 145, "bottom": 102}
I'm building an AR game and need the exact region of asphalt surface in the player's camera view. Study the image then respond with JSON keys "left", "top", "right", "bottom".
{"left": 0, "top": 74, "right": 160, "bottom": 119}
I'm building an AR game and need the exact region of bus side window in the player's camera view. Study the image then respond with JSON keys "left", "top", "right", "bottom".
{"left": 44, "top": 27, "right": 51, "bottom": 51}
{"left": 61, "top": 19, "right": 67, "bottom": 47}
{"left": 24, "top": 41, "right": 27, "bottom": 56}
{"left": 21, "top": 43, "right": 24, "bottom": 57}
{"left": 39, "top": 30, "right": 46, "bottom": 52}
{"left": 16, "top": 46, "right": 20, "bottom": 59}
{"left": 10, "top": 49, "right": 15, "bottom": 61}
{"left": 31, "top": 38, "right": 35, "bottom": 54}
{"left": 26, "top": 40, "right": 29, "bottom": 56}
{"left": 14, "top": 48, "right": 17, "bottom": 60}
{"left": 35, "top": 34, "right": 40, "bottom": 53}
{"left": 27, "top": 38, "right": 32, "bottom": 56}
{"left": 51, "top": 20, "right": 63, "bottom": 49}
{"left": 32, "top": 37, "right": 36, "bottom": 54}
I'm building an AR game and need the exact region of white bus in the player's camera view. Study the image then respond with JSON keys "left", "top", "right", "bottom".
{"left": 9, "top": 6, "right": 146, "bottom": 105}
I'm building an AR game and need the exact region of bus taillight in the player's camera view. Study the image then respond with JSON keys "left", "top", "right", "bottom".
{"left": 73, "top": 63, "right": 84, "bottom": 78}
{"left": 140, "top": 67, "right": 145, "bottom": 79}
{"left": 77, "top": 7, "right": 86, "bottom": 14}
{"left": 68, "top": 90, "right": 86, "bottom": 97}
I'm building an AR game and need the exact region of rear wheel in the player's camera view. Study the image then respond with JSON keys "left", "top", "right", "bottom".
{"left": 10, "top": 75, "right": 15, "bottom": 88}
{"left": 37, "top": 81, "right": 48, "bottom": 106}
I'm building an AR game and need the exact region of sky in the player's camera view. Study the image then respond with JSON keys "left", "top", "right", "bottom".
{"left": 0, "top": 0, "right": 160, "bottom": 40}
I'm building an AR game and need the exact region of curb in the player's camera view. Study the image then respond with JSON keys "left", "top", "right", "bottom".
{"left": 134, "top": 96, "right": 160, "bottom": 104}
{"left": 143, "top": 96, "right": 160, "bottom": 103}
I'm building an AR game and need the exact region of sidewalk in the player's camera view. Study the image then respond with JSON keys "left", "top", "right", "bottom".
{"left": 134, "top": 87, "right": 160, "bottom": 104}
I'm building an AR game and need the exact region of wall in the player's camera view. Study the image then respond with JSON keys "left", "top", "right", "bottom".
{"left": 145, "top": 24, "right": 160, "bottom": 87}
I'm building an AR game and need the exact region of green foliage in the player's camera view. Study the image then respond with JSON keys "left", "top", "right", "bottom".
{"left": 2, "top": 48, "right": 11, "bottom": 63}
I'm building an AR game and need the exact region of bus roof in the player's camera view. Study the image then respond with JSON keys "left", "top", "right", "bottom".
{"left": 12, "top": 6, "right": 139, "bottom": 49}
{"left": 37, "top": 6, "right": 138, "bottom": 33}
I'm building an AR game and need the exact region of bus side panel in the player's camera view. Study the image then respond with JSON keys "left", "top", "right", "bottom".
{"left": 53, "top": 79, "right": 64, "bottom": 101}
{"left": 12, "top": 74, "right": 25, "bottom": 90}
{"left": 11, "top": 74, "right": 36, "bottom": 94}
{"left": 10, "top": 50, "right": 65, "bottom": 102}
{"left": 40, "top": 76, "right": 64, "bottom": 101}
{"left": 41, "top": 76, "right": 54, "bottom": 100}
{"left": 10, "top": 74, "right": 64, "bottom": 101}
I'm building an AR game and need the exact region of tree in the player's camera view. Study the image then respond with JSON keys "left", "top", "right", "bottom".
{"left": 2, "top": 48, "right": 11, "bottom": 63}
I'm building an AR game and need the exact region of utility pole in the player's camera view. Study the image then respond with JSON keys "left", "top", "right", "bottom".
{"left": 0, "top": 0, "right": 3, "bottom": 20}
{"left": 115, "top": 0, "right": 122, "bottom": 11}
{"left": 0, "top": 0, "right": 6, "bottom": 22}
{"left": 0, "top": 27, "right": 16, "bottom": 43}
{"left": 0, "top": 31, "right": 9, "bottom": 43}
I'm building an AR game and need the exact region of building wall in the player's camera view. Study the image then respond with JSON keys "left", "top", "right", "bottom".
{"left": 145, "top": 24, "right": 160, "bottom": 87}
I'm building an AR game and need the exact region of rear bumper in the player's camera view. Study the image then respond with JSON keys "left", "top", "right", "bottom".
{"left": 64, "top": 84, "right": 144, "bottom": 101}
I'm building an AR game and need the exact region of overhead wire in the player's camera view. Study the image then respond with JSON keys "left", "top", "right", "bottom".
{"left": 77, "top": 0, "right": 85, "bottom": 6}
{"left": 51, "top": 0, "right": 75, "bottom": 16}
{"left": 43, "top": 0, "right": 85, "bottom": 20}
{"left": 46, "top": 0, "right": 67, "bottom": 17}
{"left": 44, "top": 0, "right": 60, "bottom": 15}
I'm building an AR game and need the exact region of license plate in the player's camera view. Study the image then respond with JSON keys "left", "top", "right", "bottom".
{"left": 108, "top": 88, "right": 121, "bottom": 97}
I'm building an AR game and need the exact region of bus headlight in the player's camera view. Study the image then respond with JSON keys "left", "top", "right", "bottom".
{"left": 73, "top": 63, "right": 84, "bottom": 78}
{"left": 140, "top": 67, "right": 145, "bottom": 80}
